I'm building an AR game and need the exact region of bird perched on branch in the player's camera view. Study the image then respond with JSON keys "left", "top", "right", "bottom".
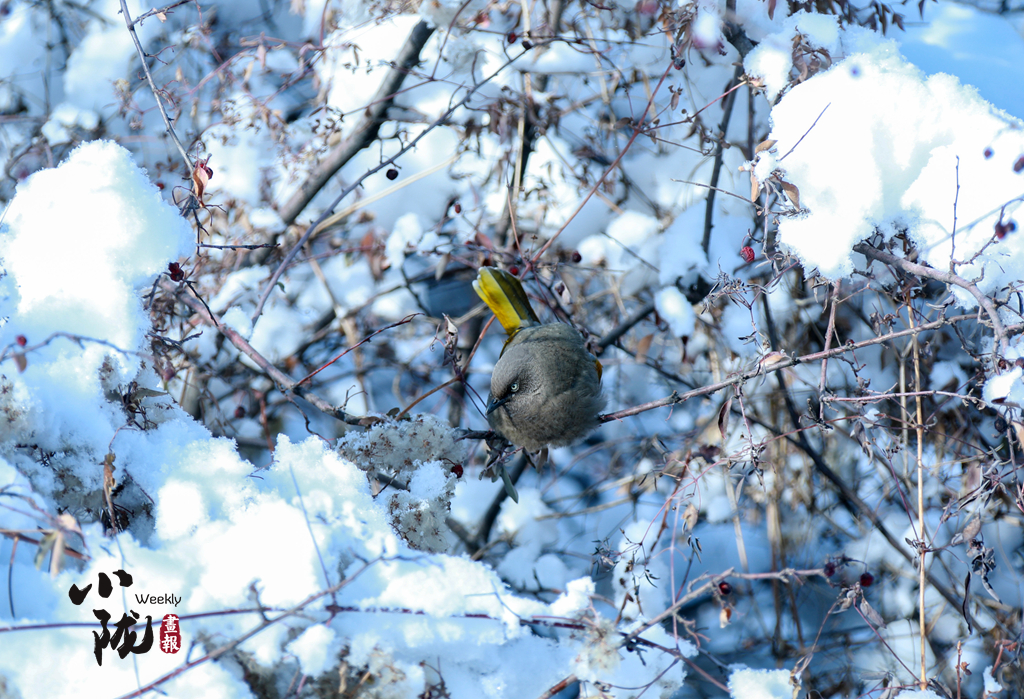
{"left": 473, "top": 267, "right": 605, "bottom": 451}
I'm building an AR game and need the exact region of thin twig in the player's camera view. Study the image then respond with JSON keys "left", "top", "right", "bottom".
{"left": 701, "top": 65, "right": 743, "bottom": 255}
{"left": 128, "top": 0, "right": 192, "bottom": 28}
{"left": 600, "top": 312, "right": 1013, "bottom": 423}
{"left": 118, "top": 0, "right": 192, "bottom": 172}
{"left": 253, "top": 35, "right": 539, "bottom": 324}
{"left": 111, "top": 558, "right": 380, "bottom": 699}
{"left": 161, "top": 279, "right": 362, "bottom": 425}
{"left": 853, "top": 241, "right": 1009, "bottom": 357}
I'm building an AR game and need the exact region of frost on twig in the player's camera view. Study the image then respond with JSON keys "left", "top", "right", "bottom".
{"left": 338, "top": 413, "right": 466, "bottom": 552}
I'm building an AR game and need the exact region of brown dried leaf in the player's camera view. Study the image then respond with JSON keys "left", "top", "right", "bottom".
{"left": 719, "top": 605, "right": 732, "bottom": 628}
{"left": 717, "top": 397, "right": 732, "bottom": 442}
{"left": 755, "top": 139, "right": 777, "bottom": 154}
{"left": 191, "top": 160, "right": 211, "bottom": 206}
{"left": 635, "top": 333, "right": 654, "bottom": 364}
{"left": 682, "top": 502, "right": 699, "bottom": 532}
{"left": 750, "top": 171, "right": 761, "bottom": 203}
{"left": 961, "top": 516, "right": 983, "bottom": 541}
{"left": 781, "top": 180, "right": 800, "bottom": 209}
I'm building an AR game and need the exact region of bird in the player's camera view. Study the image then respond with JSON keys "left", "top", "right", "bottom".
{"left": 473, "top": 267, "right": 605, "bottom": 451}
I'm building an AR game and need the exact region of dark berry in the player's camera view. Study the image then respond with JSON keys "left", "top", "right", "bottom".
{"left": 386, "top": 168, "right": 399, "bottom": 180}
{"left": 571, "top": 250, "right": 582, "bottom": 263}
{"left": 453, "top": 201, "right": 462, "bottom": 214}
{"left": 860, "top": 572, "right": 874, "bottom": 587}
{"left": 234, "top": 406, "right": 246, "bottom": 419}
{"left": 451, "top": 464, "right": 464, "bottom": 478}
{"left": 718, "top": 581, "right": 732, "bottom": 595}
{"left": 824, "top": 561, "right": 837, "bottom": 578}
{"left": 1014, "top": 155, "right": 1024, "bottom": 174}
{"left": 995, "top": 416, "right": 1008, "bottom": 433}
{"left": 168, "top": 262, "right": 185, "bottom": 282}
{"left": 521, "top": 40, "right": 532, "bottom": 50}
{"left": 984, "top": 147, "right": 994, "bottom": 159}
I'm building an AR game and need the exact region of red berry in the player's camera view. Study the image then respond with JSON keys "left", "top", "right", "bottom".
{"left": 718, "top": 581, "right": 732, "bottom": 595}
{"left": 15, "top": 335, "right": 27, "bottom": 347}
{"left": 1014, "top": 155, "right": 1024, "bottom": 174}
{"left": 860, "top": 572, "right": 874, "bottom": 587}
{"left": 984, "top": 147, "right": 993, "bottom": 159}
{"left": 234, "top": 406, "right": 246, "bottom": 419}
{"left": 168, "top": 262, "right": 185, "bottom": 282}
{"left": 453, "top": 201, "right": 462, "bottom": 214}
{"left": 824, "top": 561, "right": 837, "bottom": 578}
{"left": 507, "top": 31, "right": 517, "bottom": 43}
{"left": 571, "top": 251, "right": 582, "bottom": 263}
{"left": 508, "top": 265, "right": 519, "bottom": 276}
{"left": 451, "top": 464, "right": 464, "bottom": 478}
{"left": 386, "top": 168, "right": 399, "bottom": 180}
{"left": 740, "top": 246, "right": 755, "bottom": 263}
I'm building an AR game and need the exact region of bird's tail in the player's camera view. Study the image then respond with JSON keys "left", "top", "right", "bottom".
{"left": 473, "top": 267, "right": 540, "bottom": 336}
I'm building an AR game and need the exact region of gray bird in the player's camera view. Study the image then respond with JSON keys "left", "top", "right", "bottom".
{"left": 474, "top": 268, "right": 605, "bottom": 451}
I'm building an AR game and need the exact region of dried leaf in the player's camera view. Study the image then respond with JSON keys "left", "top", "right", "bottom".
{"left": 781, "top": 180, "right": 800, "bottom": 208}
{"left": 717, "top": 398, "right": 732, "bottom": 441}
{"left": 635, "top": 333, "right": 654, "bottom": 364}
{"left": 755, "top": 139, "right": 777, "bottom": 154}
{"left": 435, "top": 252, "right": 450, "bottom": 281}
{"left": 682, "top": 502, "right": 699, "bottom": 532}
{"left": 719, "top": 605, "right": 732, "bottom": 628}
{"left": 859, "top": 598, "right": 886, "bottom": 628}
{"left": 768, "top": 0, "right": 777, "bottom": 19}
{"left": 14, "top": 353, "right": 26, "bottom": 372}
{"left": 961, "top": 516, "right": 982, "bottom": 541}
{"left": 474, "top": 231, "right": 494, "bottom": 252}
{"left": 749, "top": 171, "right": 760, "bottom": 203}
{"left": 191, "top": 159, "right": 212, "bottom": 206}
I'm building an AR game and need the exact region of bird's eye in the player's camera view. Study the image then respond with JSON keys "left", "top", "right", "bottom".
{"left": 509, "top": 381, "right": 519, "bottom": 393}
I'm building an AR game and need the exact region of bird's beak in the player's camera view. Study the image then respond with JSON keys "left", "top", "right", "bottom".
{"left": 486, "top": 394, "right": 510, "bottom": 415}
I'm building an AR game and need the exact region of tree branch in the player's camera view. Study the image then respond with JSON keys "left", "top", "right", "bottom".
{"left": 276, "top": 20, "right": 436, "bottom": 227}
{"left": 853, "top": 241, "right": 1009, "bottom": 357}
